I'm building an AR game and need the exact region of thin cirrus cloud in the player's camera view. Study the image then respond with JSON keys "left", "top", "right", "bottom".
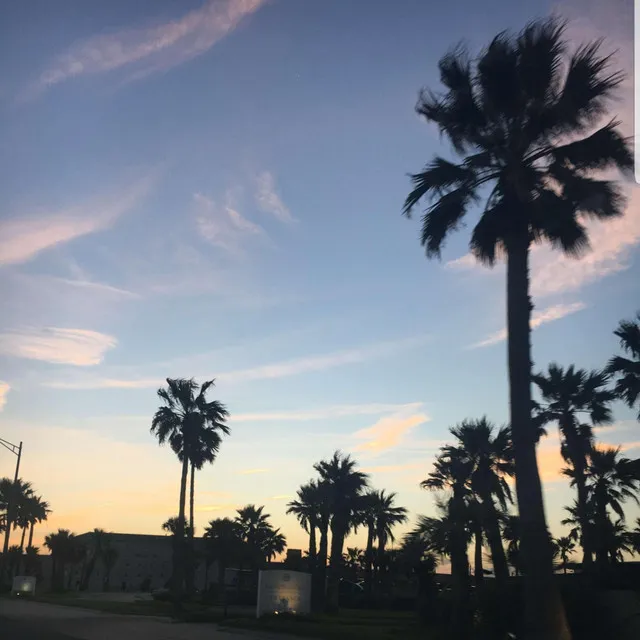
{"left": 0, "top": 174, "right": 155, "bottom": 267}
{"left": 231, "top": 402, "right": 425, "bottom": 423}
{"left": 21, "top": 0, "right": 266, "bottom": 100}
{"left": 0, "top": 381, "right": 9, "bottom": 410}
{"left": 470, "top": 302, "right": 587, "bottom": 349}
{"left": 0, "top": 327, "right": 117, "bottom": 366}
{"left": 44, "top": 334, "right": 432, "bottom": 390}
{"left": 194, "top": 192, "right": 267, "bottom": 257}
{"left": 255, "top": 171, "right": 295, "bottom": 223}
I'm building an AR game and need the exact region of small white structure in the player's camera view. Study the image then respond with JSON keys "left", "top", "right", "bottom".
{"left": 12, "top": 576, "right": 36, "bottom": 596}
{"left": 256, "top": 569, "right": 311, "bottom": 618}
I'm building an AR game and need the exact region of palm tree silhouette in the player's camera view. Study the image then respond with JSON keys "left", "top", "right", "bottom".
{"left": 44, "top": 529, "right": 77, "bottom": 591}
{"left": 553, "top": 536, "right": 575, "bottom": 574}
{"left": 1, "top": 478, "right": 33, "bottom": 556}
{"left": 447, "top": 418, "right": 513, "bottom": 592}
{"left": 314, "top": 451, "right": 369, "bottom": 613}
{"left": 151, "top": 377, "right": 229, "bottom": 598}
{"left": 421, "top": 452, "right": 471, "bottom": 635}
{"left": 204, "top": 517, "right": 243, "bottom": 588}
{"left": 287, "top": 480, "right": 322, "bottom": 570}
{"left": 501, "top": 514, "right": 521, "bottom": 576}
{"left": 26, "top": 495, "right": 50, "bottom": 550}
{"left": 369, "top": 490, "right": 408, "bottom": 592}
{"left": 607, "top": 311, "right": 640, "bottom": 419}
{"left": 80, "top": 528, "right": 107, "bottom": 591}
{"left": 585, "top": 446, "right": 640, "bottom": 570}
{"left": 533, "top": 363, "right": 614, "bottom": 567}
{"left": 402, "top": 18, "right": 631, "bottom": 637}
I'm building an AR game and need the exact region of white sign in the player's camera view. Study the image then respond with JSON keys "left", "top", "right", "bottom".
{"left": 12, "top": 576, "right": 36, "bottom": 595}
{"left": 256, "top": 570, "right": 311, "bottom": 618}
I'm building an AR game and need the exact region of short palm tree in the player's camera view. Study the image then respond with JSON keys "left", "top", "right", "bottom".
{"left": 448, "top": 418, "right": 514, "bottom": 591}
{"left": 502, "top": 514, "right": 521, "bottom": 576}
{"left": 151, "top": 377, "right": 229, "bottom": 597}
{"left": 287, "top": 480, "right": 322, "bottom": 568}
{"left": 402, "top": 18, "right": 631, "bottom": 639}
{"left": 44, "top": 529, "right": 76, "bottom": 591}
{"left": 235, "top": 504, "right": 272, "bottom": 569}
{"left": 607, "top": 312, "right": 640, "bottom": 419}
{"left": 256, "top": 527, "right": 287, "bottom": 563}
{"left": 80, "top": 528, "right": 107, "bottom": 591}
{"left": 586, "top": 446, "right": 640, "bottom": 569}
{"left": 553, "top": 536, "right": 576, "bottom": 574}
{"left": 371, "top": 490, "right": 408, "bottom": 589}
{"left": 533, "top": 363, "right": 615, "bottom": 567}
{"left": 422, "top": 452, "right": 472, "bottom": 635}
{"left": 204, "top": 517, "right": 243, "bottom": 587}
{"left": 314, "top": 451, "right": 369, "bottom": 613}
{"left": 1, "top": 478, "right": 33, "bottom": 558}
{"left": 26, "top": 495, "right": 50, "bottom": 550}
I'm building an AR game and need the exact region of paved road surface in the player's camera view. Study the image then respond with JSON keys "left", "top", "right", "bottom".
{"left": 0, "top": 599, "right": 283, "bottom": 640}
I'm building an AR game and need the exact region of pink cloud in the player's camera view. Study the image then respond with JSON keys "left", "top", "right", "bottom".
{"left": 22, "top": 0, "right": 266, "bottom": 100}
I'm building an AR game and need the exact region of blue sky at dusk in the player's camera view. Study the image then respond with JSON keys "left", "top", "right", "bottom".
{"left": 0, "top": 0, "right": 638, "bottom": 553}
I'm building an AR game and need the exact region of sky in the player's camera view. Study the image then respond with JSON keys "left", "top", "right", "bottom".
{"left": 0, "top": 0, "right": 638, "bottom": 558}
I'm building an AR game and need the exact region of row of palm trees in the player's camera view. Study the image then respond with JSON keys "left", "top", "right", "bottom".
{"left": 287, "top": 451, "right": 408, "bottom": 612}
{"left": 0, "top": 478, "right": 50, "bottom": 583}
{"left": 401, "top": 15, "right": 636, "bottom": 639}
{"left": 40, "top": 528, "right": 119, "bottom": 591}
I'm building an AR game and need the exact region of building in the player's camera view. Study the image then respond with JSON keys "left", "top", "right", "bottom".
{"left": 73, "top": 532, "right": 216, "bottom": 592}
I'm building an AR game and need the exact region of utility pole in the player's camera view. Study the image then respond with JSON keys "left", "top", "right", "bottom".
{"left": 0, "top": 438, "right": 23, "bottom": 579}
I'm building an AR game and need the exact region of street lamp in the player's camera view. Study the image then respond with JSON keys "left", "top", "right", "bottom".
{"left": 0, "top": 437, "right": 23, "bottom": 558}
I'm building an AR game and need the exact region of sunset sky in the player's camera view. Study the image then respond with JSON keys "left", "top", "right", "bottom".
{"left": 0, "top": 0, "right": 638, "bottom": 555}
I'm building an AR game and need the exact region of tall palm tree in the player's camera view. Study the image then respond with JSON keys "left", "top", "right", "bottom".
{"left": 533, "top": 363, "right": 614, "bottom": 567}
{"left": 204, "top": 517, "right": 243, "bottom": 588}
{"left": 402, "top": 18, "right": 631, "bottom": 639}
{"left": 421, "top": 452, "right": 472, "bottom": 636}
{"left": 151, "top": 377, "right": 229, "bottom": 598}
{"left": 607, "top": 312, "right": 640, "bottom": 419}
{"left": 448, "top": 418, "right": 513, "bottom": 591}
{"left": 553, "top": 536, "right": 576, "bottom": 574}
{"left": 287, "top": 480, "right": 322, "bottom": 569}
{"left": 585, "top": 446, "right": 640, "bottom": 569}
{"left": 314, "top": 451, "right": 369, "bottom": 613}
{"left": 358, "top": 490, "right": 378, "bottom": 596}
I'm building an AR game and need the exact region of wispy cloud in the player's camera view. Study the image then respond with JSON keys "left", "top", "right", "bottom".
{"left": 0, "top": 382, "right": 9, "bottom": 411}
{"left": 255, "top": 171, "right": 295, "bottom": 223}
{"left": 0, "top": 327, "right": 117, "bottom": 366}
{"left": 22, "top": 0, "right": 266, "bottom": 100}
{"left": 44, "top": 334, "right": 431, "bottom": 389}
{"left": 231, "top": 402, "right": 424, "bottom": 423}
{"left": 353, "top": 408, "right": 430, "bottom": 455}
{"left": 470, "top": 302, "right": 586, "bottom": 348}
{"left": 0, "top": 175, "right": 154, "bottom": 267}
{"left": 194, "top": 192, "right": 267, "bottom": 256}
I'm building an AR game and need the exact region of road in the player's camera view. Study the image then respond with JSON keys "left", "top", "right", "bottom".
{"left": 0, "top": 599, "right": 283, "bottom": 640}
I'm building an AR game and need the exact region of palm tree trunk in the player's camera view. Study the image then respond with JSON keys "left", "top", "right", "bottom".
{"left": 573, "top": 459, "right": 593, "bottom": 569}
{"left": 173, "top": 453, "right": 190, "bottom": 601}
{"left": 474, "top": 527, "right": 483, "bottom": 588}
{"left": 19, "top": 526, "right": 27, "bottom": 552}
{"left": 308, "top": 521, "right": 317, "bottom": 564}
{"left": 325, "top": 521, "right": 345, "bottom": 614}
{"left": 185, "top": 462, "right": 196, "bottom": 595}
{"left": 481, "top": 498, "right": 509, "bottom": 592}
{"left": 506, "top": 238, "right": 570, "bottom": 640}
{"left": 377, "top": 537, "right": 387, "bottom": 595}
{"left": 314, "top": 518, "right": 329, "bottom": 611}
{"left": 28, "top": 523, "right": 35, "bottom": 549}
{"left": 189, "top": 463, "right": 195, "bottom": 535}
{"left": 449, "top": 492, "right": 471, "bottom": 638}
{"left": 365, "top": 525, "right": 375, "bottom": 597}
